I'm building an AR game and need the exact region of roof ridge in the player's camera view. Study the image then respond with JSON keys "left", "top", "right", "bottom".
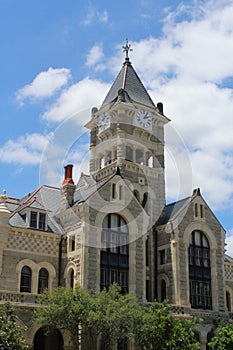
{"left": 166, "top": 195, "right": 191, "bottom": 207}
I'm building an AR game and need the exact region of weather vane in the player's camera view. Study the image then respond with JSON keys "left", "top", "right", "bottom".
{"left": 122, "top": 39, "right": 132, "bottom": 60}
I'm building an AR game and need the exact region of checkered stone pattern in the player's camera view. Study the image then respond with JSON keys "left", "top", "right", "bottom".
{"left": 171, "top": 305, "right": 186, "bottom": 315}
{"left": 7, "top": 234, "right": 58, "bottom": 256}
{"left": 225, "top": 264, "right": 233, "bottom": 281}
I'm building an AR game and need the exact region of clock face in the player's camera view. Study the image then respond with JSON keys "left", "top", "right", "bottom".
{"left": 136, "top": 110, "right": 152, "bottom": 128}
{"left": 98, "top": 112, "right": 110, "bottom": 132}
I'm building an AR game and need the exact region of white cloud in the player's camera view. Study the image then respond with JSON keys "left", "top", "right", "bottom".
{"left": 9, "top": 0, "right": 233, "bottom": 213}
{"left": 0, "top": 133, "right": 52, "bottom": 165}
{"left": 226, "top": 228, "right": 233, "bottom": 257}
{"left": 122, "top": 1, "right": 233, "bottom": 210}
{"left": 86, "top": 43, "right": 105, "bottom": 71}
{"left": 42, "top": 78, "right": 110, "bottom": 123}
{"left": 16, "top": 67, "right": 71, "bottom": 105}
{"left": 82, "top": 6, "right": 108, "bottom": 26}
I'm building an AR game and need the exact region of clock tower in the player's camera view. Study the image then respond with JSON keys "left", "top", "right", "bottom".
{"left": 85, "top": 41, "right": 170, "bottom": 224}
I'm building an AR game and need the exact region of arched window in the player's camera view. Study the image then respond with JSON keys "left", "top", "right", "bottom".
{"left": 161, "top": 279, "right": 166, "bottom": 302}
{"left": 20, "top": 266, "right": 32, "bottom": 293}
{"left": 38, "top": 268, "right": 49, "bottom": 294}
{"left": 189, "top": 230, "right": 212, "bottom": 309}
{"left": 100, "top": 214, "right": 129, "bottom": 293}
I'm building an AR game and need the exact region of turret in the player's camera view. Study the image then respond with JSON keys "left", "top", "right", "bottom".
{"left": 0, "top": 190, "right": 10, "bottom": 225}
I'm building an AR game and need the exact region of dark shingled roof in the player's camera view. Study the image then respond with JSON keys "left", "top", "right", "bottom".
{"left": 101, "top": 59, "right": 156, "bottom": 109}
{"left": 155, "top": 196, "right": 192, "bottom": 226}
{"left": 74, "top": 173, "right": 115, "bottom": 205}
{"left": 225, "top": 254, "right": 233, "bottom": 263}
{"left": 8, "top": 185, "right": 63, "bottom": 234}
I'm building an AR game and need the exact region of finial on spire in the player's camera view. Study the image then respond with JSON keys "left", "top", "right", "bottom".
{"left": 122, "top": 39, "right": 132, "bottom": 61}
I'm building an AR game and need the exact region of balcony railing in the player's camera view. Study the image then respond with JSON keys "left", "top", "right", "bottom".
{"left": 0, "top": 290, "right": 38, "bottom": 305}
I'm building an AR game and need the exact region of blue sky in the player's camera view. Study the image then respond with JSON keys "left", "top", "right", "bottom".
{"left": 1, "top": 0, "right": 233, "bottom": 252}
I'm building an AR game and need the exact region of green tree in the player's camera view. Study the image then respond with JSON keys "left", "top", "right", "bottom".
{"left": 134, "top": 300, "right": 200, "bottom": 350}
{"left": 90, "top": 283, "right": 140, "bottom": 349}
{"left": 34, "top": 284, "right": 201, "bottom": 350}
{"left": 33, "top": 286, "right": 93, "bottom": 350}
{"left": 208, "top": 320, "right": 233, "bottom": 349}
{"left": 0, "top": 302, "right": 28, "bottom": 350}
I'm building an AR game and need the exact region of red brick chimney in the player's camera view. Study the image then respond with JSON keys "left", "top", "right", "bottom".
{"left": 61, "top": 164, "right": 75, "bottom": 209}
{"left": 62, "top": 164, "right": 74, "bottom": 185}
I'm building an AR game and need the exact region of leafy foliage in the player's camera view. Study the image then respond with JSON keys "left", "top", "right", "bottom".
{"left": 134, "top": 300, "right": 200, "bottom": 350}
{"left": 208, "top": 320, "right": 233, "bottom": 349}
{"left": 34, "top": 284, "right": 200, "bottom": 350}
{"left": 0, "top": 303, "right": 28, "bottom": 350}
{"left": 33, "top": 286, "right": 93, "bottom": 350}
{"left": 90, "top": 283, "right": 140, "bottom": 349}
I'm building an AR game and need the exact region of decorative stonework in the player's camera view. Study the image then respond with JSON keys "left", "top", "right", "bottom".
{"left": 7, "top": 231, "right": 59, "bottom": 256}
{"left": 225, "top": 263, "right": 233, "bottom": 281}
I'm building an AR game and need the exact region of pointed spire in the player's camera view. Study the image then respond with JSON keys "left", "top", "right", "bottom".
{"left": 101, "top": 39, "right": 155, "bottom": 108}
{"left": 122, "top": 38, "right": 133, "bottom": 64}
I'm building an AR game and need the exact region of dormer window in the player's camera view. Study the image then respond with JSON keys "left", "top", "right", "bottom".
{"left": 29, "top": 211, "right": 46, "bottom": 230}
{"left": 21, "top": 209, "right": 48, "bottom": 231}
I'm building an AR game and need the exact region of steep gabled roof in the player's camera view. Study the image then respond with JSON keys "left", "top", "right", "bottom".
{"left": 156, "top": 196, "right": 192, "bottom": 226}
{"left": 74, "top": 173, "right": 115, "bottom": 205}
{"left": 155, "top": 188, "right": 225, "bottom": 230}
{"left": 8, "top": 185, "right": 63, "bottom": 234}
{"left": 101, "top": 59, "right": 156, "bottom": 109}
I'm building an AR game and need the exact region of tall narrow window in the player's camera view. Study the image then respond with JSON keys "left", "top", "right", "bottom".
{"left": 112, "top": 184, "right": 116, "bottom": 199}
{"left": 189, "top": 230, "right": 212, "bottom": 309}
{"left": 160, "top": 249, "right": 166, "bottom": 265}
{"left": 100, "top": 214, "right": 129, "bottom": 293}
{"left": 194, "top": 203, "right": 198, "bottom": 217}
{"left": 70, "top": 269, "right": 74, "bottom": 289}
{"left": 146, "top": 238, "right": 149, "bottom": 266}
{"left": 20, "top": 266, "right": 32, "bottom": 293}
{"left": 30, "top": 211, "right": 37, "bottom": 228}
{"left": 142, "top": 193, "right": 148, "bottom": 208}
{"left": 39, "top": 213, "right": 46, "bottom": 230}
{"left": 200, "top": 204, "right": 204, "bottom": 218}
{"left": 38, "top": 268, "right": 49, "bottom": 294}
{"left": 161, "top": 279, "right": 166, "bottom": 302}
{"left": 226, "top": 291, "right": 231, "bottom": 311}
{"left": 119, "top": 185, "right": 122, "bottom": 200}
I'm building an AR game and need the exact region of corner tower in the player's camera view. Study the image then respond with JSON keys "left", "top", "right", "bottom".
{"left": 85, "top": 40, "right": 170, "bottom": 223}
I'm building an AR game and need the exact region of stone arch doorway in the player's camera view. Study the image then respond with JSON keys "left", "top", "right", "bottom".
{"left": 34, "top": 327, "right": 63, "bottom": 350}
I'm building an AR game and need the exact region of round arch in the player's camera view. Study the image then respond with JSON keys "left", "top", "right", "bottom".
{"left": 16, "top": 259, "right": 37, "bottom": 293}
{"left": 65, "top": 262, "right": 77, "bottom": 288}
{"left": 183, "top": 222, "right": 217, "bottom": 250}
{"left": 38, "top": 262, "right": 56, "bottom": 292}
{"left": 157, "top": 273, "right": 170, "bottom": 302}
{"left": 33, "top": 327, "right": 63, "bottom": 350}
{"left": 26, "top": 324, "right": 71, "bottom": 350}
{"left": 183, "top": 222, "right": 219, "bottom": 311}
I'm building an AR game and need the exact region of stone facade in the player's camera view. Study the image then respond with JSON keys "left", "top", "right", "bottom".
{"left": 0, "top": 56, "right": 232, "bottom": 350}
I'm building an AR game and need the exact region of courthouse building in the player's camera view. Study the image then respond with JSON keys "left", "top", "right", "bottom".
{"left": 0, "top": 44, "right": 232, "bottom": 349}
